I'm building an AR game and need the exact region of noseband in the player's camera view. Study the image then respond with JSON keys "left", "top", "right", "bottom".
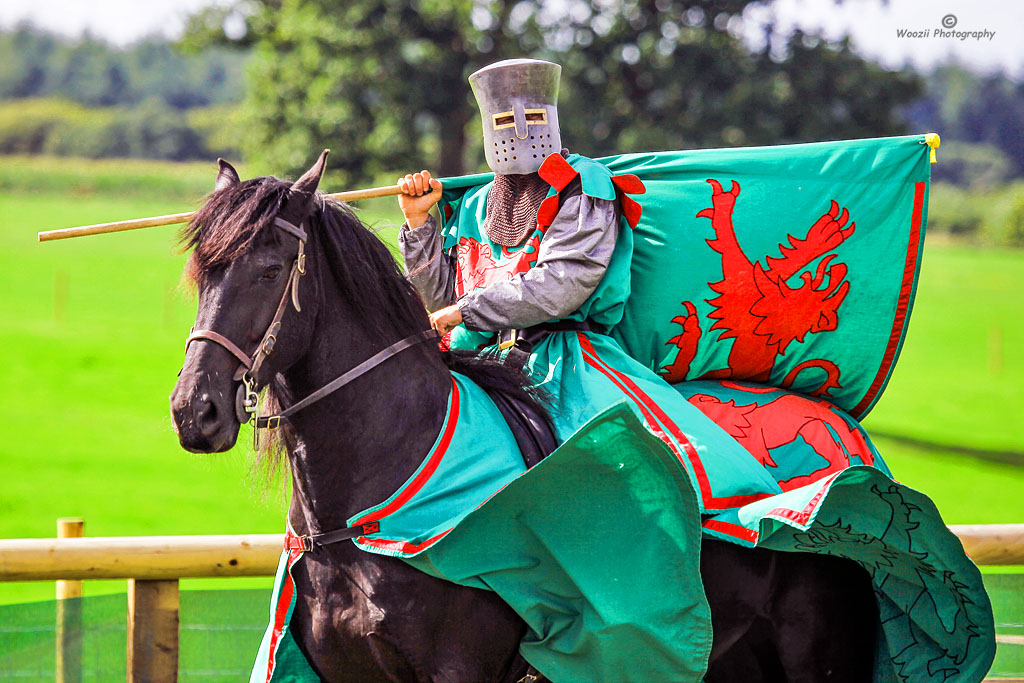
{"left": 184, "top": 214, "right": 436, "bottom": 441}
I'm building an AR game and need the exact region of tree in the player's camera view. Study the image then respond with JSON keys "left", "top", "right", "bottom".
{"left": 206, "top": 0, "right": 544, "bottom": 185}
{"left": 0, "top": 26, "right": 249, "bottom": 110}
{"left": 0, "top": 26, "right": 58, "bottom": 98}
{"left": 190, "top": 0, "right": 925, "bottom": 184}
{"left": 904, "top": 64, "right": 1024, "bottom": 179}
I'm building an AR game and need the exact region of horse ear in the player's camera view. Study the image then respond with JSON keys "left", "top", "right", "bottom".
{"left": 215, "top": 158, "right": 241, "bottom": 191}
{"left": 291, "top": 149, "right": 330, "bottom": 199}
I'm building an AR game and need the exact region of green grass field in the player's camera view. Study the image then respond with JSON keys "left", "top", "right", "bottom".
{"left": 1, "top": 157, "right": 1022, "bottom": 605}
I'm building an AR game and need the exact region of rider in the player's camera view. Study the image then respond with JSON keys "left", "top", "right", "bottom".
{"left": 398, "top": 59, "right": 617, "bottom": 348}
{"left": 397, "top": 58, "right": 780, "bottom": 500}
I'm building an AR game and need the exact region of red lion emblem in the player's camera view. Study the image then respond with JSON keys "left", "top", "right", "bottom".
{"left": 687, "top": 381, "right": 875, "bottom": 492}
{"left": 661, "top": 179, "right": 854, "bottom": 397}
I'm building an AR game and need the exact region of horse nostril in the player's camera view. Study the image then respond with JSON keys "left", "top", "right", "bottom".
{"left": 195, "top": 398, "right": 221, "bottom": 437}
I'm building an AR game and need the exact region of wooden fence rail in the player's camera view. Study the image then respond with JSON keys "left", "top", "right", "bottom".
{"left": 0, "top": 533, "right": 282, "bottom": 581}
{"left": 2, "top": 525, "right": 1022, "bottom": 583}
{"left": 1, "top": 524, "right": 1022, "bottom": 682}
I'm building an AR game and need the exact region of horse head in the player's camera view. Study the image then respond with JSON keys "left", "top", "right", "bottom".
{"left": 170, "top": 151, "right": 328, "bottom": 453}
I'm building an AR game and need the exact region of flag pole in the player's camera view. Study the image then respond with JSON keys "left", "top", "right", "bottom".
{"left": 37, "top": 184, "right": 407, "bottom": 243}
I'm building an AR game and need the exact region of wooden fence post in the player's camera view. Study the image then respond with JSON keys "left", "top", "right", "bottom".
{"left": 127, "top": 579, "right": 179, "bottom": 683}
{"left": 56, "top": 518, "right": 83, "bottom": 683}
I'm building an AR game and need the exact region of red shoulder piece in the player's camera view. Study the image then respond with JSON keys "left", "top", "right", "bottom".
{"left": 612, "top": 174, "right": 646, "bottom": 229}
{"left": 538, "top": 153, "right": 578, "bottom": 192}
{"left": 536, "top": 153, "right": 579, "bottom": 230}
{"left": 620, "top": 195, "right": 642, "bottom": 229}
{"left": 536, "top": 194, "right": 561, "bottom": 229}
{"left": 611, "top": 173, "right": 645, "bottom": 195}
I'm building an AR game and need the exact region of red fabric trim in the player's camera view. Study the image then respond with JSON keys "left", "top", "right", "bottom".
{"left": 611, "top": 174, "right": 645, "bottom": 195}
{"left": 577, "top": 333, "right": 772, "bottom": 510}
{"left": 766, "top": 471, "right": 842, "bottom": 525}
{"left": 536, "top": 194, "right": 561, "bottom": 229}
{"left": 443, "top": 204, "right": 453, "bottom": 221}
{"left": 265, "top": 544, "right": 302, "bottom": 683}
{"left": 352, "top": 377, "right": 460, "bottom": 526}
{"left": 357, "top": 528, "right": 454, "bottom": 555}
{"left": 620, "top": 194, "right": 642, "bottom": 230}
{"left": 537, "top": 153, "right": 578, "bottom": 191}
{"left": 579, "top": 342, "right": 683, "bottom": 461}
{"left": 702, "top": 519, "right": 759, "bottom": 543}
{"left": 851, "top": 182, "right": 925, "bottom": 417}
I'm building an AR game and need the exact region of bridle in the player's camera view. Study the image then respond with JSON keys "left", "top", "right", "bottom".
{"left": 186, "top": 216, "right": 308, "bottom": 429}
{"left": 184, "top": 214, "right": 436, "bottom": 446}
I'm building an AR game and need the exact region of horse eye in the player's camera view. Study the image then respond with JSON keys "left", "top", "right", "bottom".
{"left": 262, "top": 265, "right": 283, "bottom": 281}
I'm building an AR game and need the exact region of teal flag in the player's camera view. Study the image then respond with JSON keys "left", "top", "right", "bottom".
{"left": 441, "top": 134, "right": 932, "bottom": 417}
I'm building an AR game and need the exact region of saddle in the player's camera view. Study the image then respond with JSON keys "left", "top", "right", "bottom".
{"left": 484, "top": 386, "right": 557, "bottom": 469}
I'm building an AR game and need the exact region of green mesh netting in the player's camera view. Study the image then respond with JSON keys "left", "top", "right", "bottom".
{"left": 985, "top": 574, "right": 1024, "bottom": 679}
{"left": 0, "top": 589, "right": 270, "bottom": 681}
{"left": 0, "top": 579, "right": 1019, "bottom": 680}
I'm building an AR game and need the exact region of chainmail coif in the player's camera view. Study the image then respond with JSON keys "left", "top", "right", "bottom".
{"left": 482, "top": 172, "right": 552, "bottom": 247}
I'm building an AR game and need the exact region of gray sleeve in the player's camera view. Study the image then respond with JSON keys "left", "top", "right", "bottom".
{"left": 458, "top": 194, "right": 619, "bottom": 332}
{"left": 398, "top": 215, "right": 456, "bottom": 312}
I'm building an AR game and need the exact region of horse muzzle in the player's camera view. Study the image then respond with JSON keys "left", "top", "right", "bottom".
{"left": 170, "top": 372, "right": 240, "bottom": 453}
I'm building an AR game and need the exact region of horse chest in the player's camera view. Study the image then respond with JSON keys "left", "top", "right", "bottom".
{"left": 291, "top": 552, "right": 527, "bottom": 682}
{"left": 292, "top": 555, "right": 448, "bottom": 679}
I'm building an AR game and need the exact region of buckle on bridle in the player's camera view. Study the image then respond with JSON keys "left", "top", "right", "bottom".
{"left": 241, "top": 373, "right": 259, "bottom": 418}
{"left": 265, "top": 415, "right": 282, "bottom": 430}
{"left": 262, "top": 334, "right": 277, "bottom": 355}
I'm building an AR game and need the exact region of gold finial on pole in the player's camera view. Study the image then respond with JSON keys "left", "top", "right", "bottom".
{"left": 924, "top": 132, "right": 941, "bottom": 163}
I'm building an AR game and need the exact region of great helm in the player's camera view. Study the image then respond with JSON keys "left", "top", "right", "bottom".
{"left": 469, "top": 58, "right": 561, "bottom": 175}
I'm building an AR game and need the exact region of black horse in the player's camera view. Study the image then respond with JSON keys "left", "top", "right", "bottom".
{"left": 170, "top": 152, "right": 878, "bottom": 682}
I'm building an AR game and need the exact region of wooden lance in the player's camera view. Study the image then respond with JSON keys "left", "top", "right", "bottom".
{"left": 37, "top": 184, "right": 412, "bottom": 243}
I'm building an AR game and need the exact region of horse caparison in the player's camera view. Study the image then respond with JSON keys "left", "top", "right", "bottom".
{"left": 170, "top": 152, "right": 878, "bottom": 682}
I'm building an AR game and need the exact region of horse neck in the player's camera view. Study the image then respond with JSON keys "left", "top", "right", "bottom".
{"left": 281, "top": 249, "right": 452, "bottom": 536}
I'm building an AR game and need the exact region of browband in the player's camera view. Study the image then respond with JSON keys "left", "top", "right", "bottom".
{"left": 274, "top": 217, "right": 308, "bottom": 242}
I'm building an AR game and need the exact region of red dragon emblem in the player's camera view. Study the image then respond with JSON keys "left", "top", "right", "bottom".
{"left": 453, "top": 224, "right": 549, "bottom": 297}
{"left": 686, "top": 381, "right": 875, "bottom": 492}
{"left": 660, "top": 179, "right": 855, "bottom": 398}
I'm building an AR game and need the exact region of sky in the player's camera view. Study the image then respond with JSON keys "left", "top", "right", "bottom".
{"left": 0, "top": 0, "right": 1021, "bottom": 78}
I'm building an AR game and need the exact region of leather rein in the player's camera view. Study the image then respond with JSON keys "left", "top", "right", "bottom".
{"left": 184, "top": 215, "right": 437, "bottom": 445}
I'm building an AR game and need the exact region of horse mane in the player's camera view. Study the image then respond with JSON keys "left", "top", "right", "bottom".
{"left": 181, "top": 176, "right": 290, "bottom": 285}
{"left": 181, "top": 175, "right": 547, "bottom": 487}
{"left": 181, "top": 175, "right": 432, "bottom": 343}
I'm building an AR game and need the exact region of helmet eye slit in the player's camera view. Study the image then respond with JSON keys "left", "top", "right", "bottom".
{"left": 492, "top": 112, "right": 515, "bottom": 129}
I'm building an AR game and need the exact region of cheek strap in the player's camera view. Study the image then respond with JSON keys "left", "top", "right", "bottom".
{"left": 184, "top": 236, "right": 306, "bottom": 384}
